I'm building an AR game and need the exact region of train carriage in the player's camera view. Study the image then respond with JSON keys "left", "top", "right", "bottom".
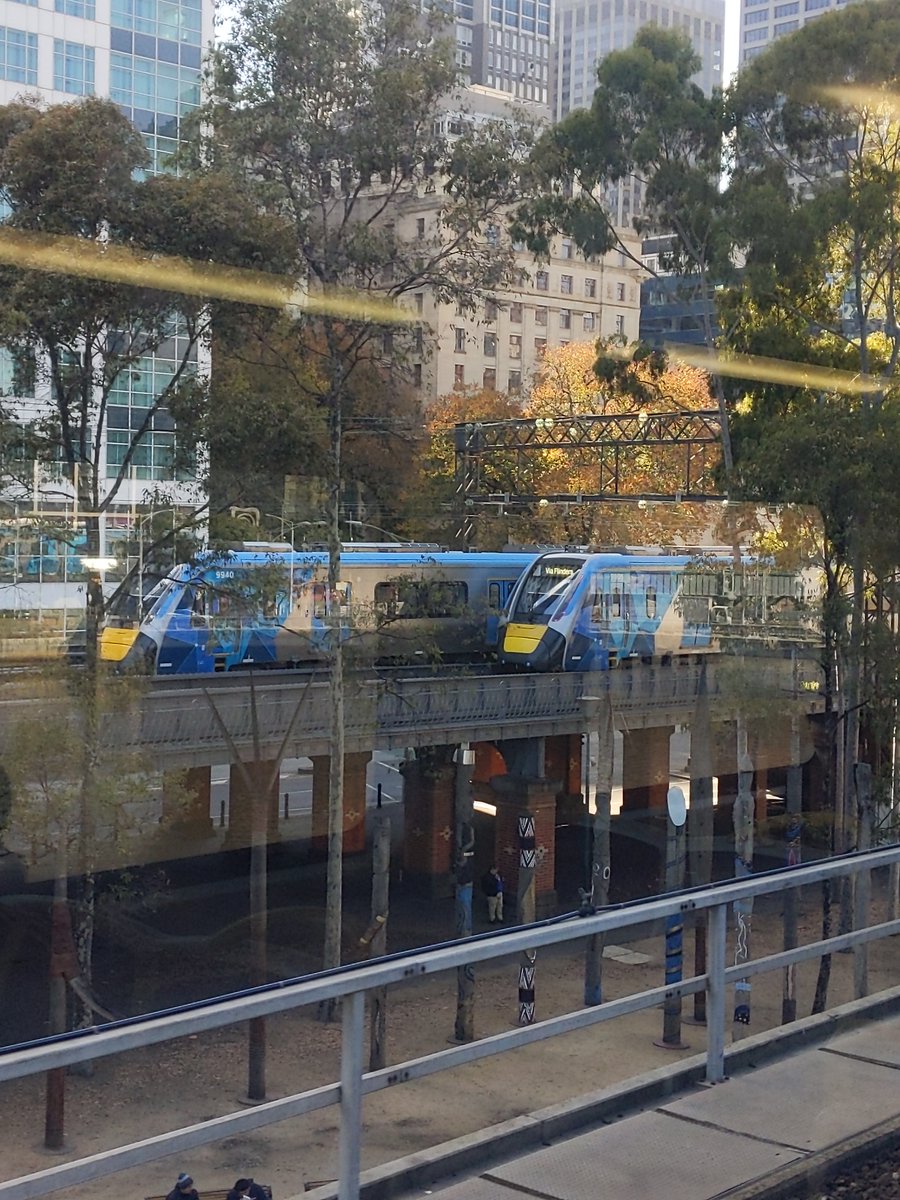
{"left": 498, "top": 550, "right": 810, "bottom": 672}
{"left": 102, "top": 545, "right": 538, "bottom": 674}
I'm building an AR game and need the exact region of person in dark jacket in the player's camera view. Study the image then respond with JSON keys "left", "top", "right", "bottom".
{"left": 166, "top": 1174, "right": 199, "bottom": 1200}
{"left": 226, "top": 1180, "right": 269, "bottom": 1200}
{"left": 480, "top": 865, "right": 504, "bottom": 923}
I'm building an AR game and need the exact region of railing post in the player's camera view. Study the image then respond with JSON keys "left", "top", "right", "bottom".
{"left": 338, "top": 990, "right": 365, "bottom": 1200}
{"left": 706, "top": 902, "right": 727, "bottom": 1084}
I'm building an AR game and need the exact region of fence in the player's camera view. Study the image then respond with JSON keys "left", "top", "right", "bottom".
{"left": 0, "top": 845, "right": 898, "bottom": 1200}
{"left": 106, "top": 654, "right": 816, "bottom": 766}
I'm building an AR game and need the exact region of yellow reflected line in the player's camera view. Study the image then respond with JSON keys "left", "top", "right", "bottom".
{"left": 665, "top": 344, "right": 883, "bottom": 398}
{"left": 0, "top": 227, "right": 410, "bottom": 324}
{"left": 817, "top": 84, "right": 900, "bottom": 113}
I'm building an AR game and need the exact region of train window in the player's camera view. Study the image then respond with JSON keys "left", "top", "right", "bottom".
{"left": 611, "top": 586, "right": 622, "bottom": 618}
{"left": 646, "top": 587, "right": 657, "bottom": 618}
{"left": 513, "top": 558, "right": 582, "bottom": 623}
{"left": 488, "top": 581, "right": 502, "bottom": 608}
{"left": 374, "top": 582, "right": 399, "bottom": 614}
{"left": 314, "top": 582, "right": 351, "bottom": 619}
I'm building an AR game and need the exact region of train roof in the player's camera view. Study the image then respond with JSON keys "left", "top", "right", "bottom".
{"left": 530, "top": 550, "right": 734, "bottom": 569}
{"left": 168, "top": 548, "right": 538, "bottom": 578}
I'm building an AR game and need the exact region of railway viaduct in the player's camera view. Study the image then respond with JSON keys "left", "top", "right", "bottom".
{"left": 45, "top": 649, "right": 822, "bottom": 911}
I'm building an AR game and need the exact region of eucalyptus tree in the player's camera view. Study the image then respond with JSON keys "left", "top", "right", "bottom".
{"left": 512, "top": 27, "right": 734, "bottom": 467}
{"left": 726, "top": 0, "right": 900, "bottom": 1001}
{"left": 197, "top": 0, "right": 533, "bottom": 986}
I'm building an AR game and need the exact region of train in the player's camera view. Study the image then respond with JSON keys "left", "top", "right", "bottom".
{"left": 100, "top": 545, "right": 540, "bottom": 674}
{"left": 497, "top": 550, "right": 813, "bottom": 672}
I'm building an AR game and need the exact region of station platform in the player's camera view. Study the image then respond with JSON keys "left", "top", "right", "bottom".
{"left": 412, "top": 1006, "right": 900, "bottom": 1200}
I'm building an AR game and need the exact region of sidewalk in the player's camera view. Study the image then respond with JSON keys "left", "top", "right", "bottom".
{"left": 329, "top": 998, "right": 900, "bottom": 1200}
{"left": 433, "top": 1009, "right": 900, "bottom": 1200}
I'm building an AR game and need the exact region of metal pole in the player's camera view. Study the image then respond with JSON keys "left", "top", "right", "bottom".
{"left": 782, "top": 706, "right": 803, "bottom": 1024}
{"left": 732, "top": 732, "right": 754, "bottom": 1034}
{"left": 657, "top": 787, "right": 687, "bottom": 1049}
{"left": 706, "top": 901, "right": 727, "bottom": 1084}
{"left": 584, "top": 693, "right": 613, "bottom": 1005}
{"left": 854, "top": 762, "right": 873, "bottom": 999}
{"left": 517, "top": 813, "right": 536, "bottom": 1025}
{"left": 367, "top": 791, "right": 391, "bottom": 1070}
{"left": 689, "top": 664, "right": 713, "bottom": 1024}
{"left": 453, "top": 744, "right": 476, "bottom": 1043}
{"left": 338, "top": 990, "right": 365, "bottom": 1200}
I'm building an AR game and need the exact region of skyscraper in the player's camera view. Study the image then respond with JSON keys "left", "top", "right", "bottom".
{"left": 455, "top": 0, "right": 553, "bottom": 112}
{"left": 739, "top": 0, "right": 846, "bottom": 65}
{"left": 552, "top": 0, "right": 724, "bottom": 227}
{"left": 0, "top": 0, "right": 213, "bottom": 612}
{"left": 554, "top": 0, "right": 724, "bottom": 117}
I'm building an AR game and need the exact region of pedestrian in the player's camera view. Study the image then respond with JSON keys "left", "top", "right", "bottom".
{"left": 166, "top": 1174, "right": 199, "bottom": 1200}
{"left": 480, "top": 865, "right": 504, "bottom": 923}
{"left": 226, "top": 1180, "right": 269, "bottom": 1200}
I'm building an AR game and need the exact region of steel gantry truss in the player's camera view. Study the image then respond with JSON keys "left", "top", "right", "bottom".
{"left": 453, "top": 410, "right": 725, "bottom": 544}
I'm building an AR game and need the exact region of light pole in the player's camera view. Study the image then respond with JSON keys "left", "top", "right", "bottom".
{"left": 347, "top": 519, "right": 401, "bottom": 542}
{"left": 134, "top": 507, "right": 178, "bottom": 619}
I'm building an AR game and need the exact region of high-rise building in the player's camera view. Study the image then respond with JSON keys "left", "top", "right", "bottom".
{"left": 554, "top": 0, "right": 724, "bottom": 122}
{"left": 552, "top": 0, "right": 724, "bottom": 227}
{"left": 0, "top": 0, "right": 213, "bottom": 613}
{"left": 739, "top": 0, "right": 845, "bottom": 65}
{"left": 454, "top": 0, "right": 553, "bottom": 113}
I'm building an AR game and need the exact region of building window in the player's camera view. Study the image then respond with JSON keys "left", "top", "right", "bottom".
{"left": 561, "top": 238, "right": 573, "bottom": 259}
{"left": 486, "top": 223, "right": 500, "bottom": 246}
{"left": 484, "top": 332, "right": 497, "bottom": 356}
{"left": 0, "top": 27, "right": 37, "bottom": 85}
{"left": 583, "top": 312, "right": 595, "bottom": 331}
{"left": 534, "top": 337, "right": 546, "bottom": 356}
{"left": 56, "top": 0, "right": 96, "bottom": 15}
{"left": 413, "top": 363, "right": 422, "bottom": 387}
{"left": 485, "top": 299, "right": 498, "bottom": 321}
{"left": 508, "top": 370, "right": 522, "bottom": 393}
{"left": 559, "top": 309, "right": 571, "bottom": 330}
{"left": 509, "top": 335, "right": 522, "bottom": 359}
{"left": 775, "top": 18, "right": 799, "bottom": 33}
{"left": 534, "top": 306, "right": 548, "bottom": 326}
{"left": 744, "top": 26, "right": 768, "bottom": 41}
{"left": 483, "top": 368, "right": 497, "bottom": 390}
{"left": 773, "top": 2, "right": 798, "bottom": 14}
{"left": 509, "top": 301, "right": 523, "bottom": 323}
{"left": 616, "top": 281, "right": 626, "bottom": 301}
{"left": 415, "top": 293, "right": 423, "bottom": 314}
{"left": 416, "top": 217, "right": 426, "bottom": 239}
{"left": 110, "top": 0, "right": 202, "bottom": 46}
{"left": 535, "top": 270, "right": 549, "bottom": 291}
{"left": 54, "top": 41, "right": 95, "bottom": 95}
{"left": 454, "top": 364, "right": 465, "bottom": 390}
{"left": 110, "top": 52, "right": 202, "bottom": 121}
{"left": 615, "top": 313, "right": 625, "bottom": 335}
{"left": 455, "top": 328, "right": 466, "bottom": 353}
{"left": 561, "top": 274, "right": 573, "bottom": 295}
{"left": 585, "top": 277, "right": 597, "bottom": 298}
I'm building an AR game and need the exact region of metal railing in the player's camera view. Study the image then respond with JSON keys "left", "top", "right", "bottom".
{"left": 0, "top": 845, "right": 898, "bottom": 1200}
{"left": 95, "top": 656, "right": 813, "bottom": 765}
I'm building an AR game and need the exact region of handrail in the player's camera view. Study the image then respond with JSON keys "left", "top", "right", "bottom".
{"left": 0, "top": 845, "right": 898, "bottom": 1200}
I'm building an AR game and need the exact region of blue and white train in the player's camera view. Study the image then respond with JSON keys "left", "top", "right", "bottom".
{"left": 497, "top": 550, "right": 809, "bottom": 672}
{"left": 101, "top": 545, "right": 539, "bottom": 674}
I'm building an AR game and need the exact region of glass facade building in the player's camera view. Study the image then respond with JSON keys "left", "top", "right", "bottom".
{"left": 455, "top": 0, "right": 553, "bottom": 110}
{"left": 739, "top": 0, "right": 848, "bottom": 64}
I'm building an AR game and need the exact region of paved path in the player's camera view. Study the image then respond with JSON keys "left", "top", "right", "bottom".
{"left": 429, "top": 1012, "right": 900, "bottom": 1200}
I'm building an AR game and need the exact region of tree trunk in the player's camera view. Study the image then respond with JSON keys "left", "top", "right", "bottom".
{"left": 44, "top": 850, "right": 70, "bottom": 1151}
{"left": 321, "top": 381, "right": 345, "bottom": 1021}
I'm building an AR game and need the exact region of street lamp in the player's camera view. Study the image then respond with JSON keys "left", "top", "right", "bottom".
{"left": 347, "top": 519, "right": 401, "bottom": 542}
{"left": 134, "top": 507, "right": 179, "bottom": 619}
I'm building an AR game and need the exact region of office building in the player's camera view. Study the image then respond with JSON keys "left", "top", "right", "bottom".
{"left": 740, "top": 0, "right": 847, "bottom": 65}
{"left": 0, "top": 0, "right": 213, "bottom": 610}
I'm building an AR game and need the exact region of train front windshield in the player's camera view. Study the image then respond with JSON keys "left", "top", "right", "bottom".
{"left": 510, "top": 558, "right": 585, "bottom": 623}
